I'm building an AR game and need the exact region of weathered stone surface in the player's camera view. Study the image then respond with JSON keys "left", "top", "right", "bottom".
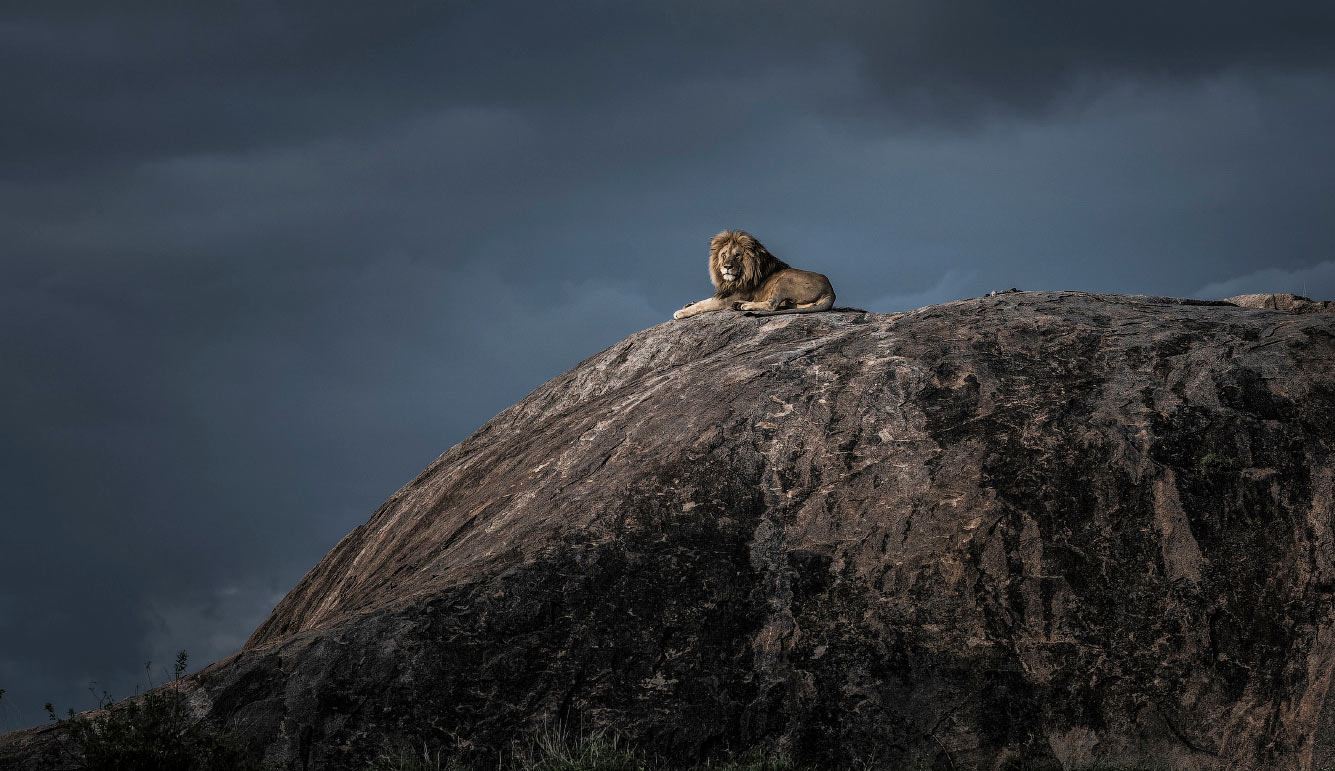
{"left": 1227, "top": 293, "right": 1334, "bottom": 314}
{"left": 4, "top": 291, "right": 1334, "bottom": 770}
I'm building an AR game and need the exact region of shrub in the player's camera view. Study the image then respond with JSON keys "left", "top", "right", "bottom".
{"left": 45, "top": 651, "right": 258, "bottom": 771}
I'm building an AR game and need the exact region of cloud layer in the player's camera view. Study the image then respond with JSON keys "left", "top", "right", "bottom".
{"left": 1196, "top": 260, "right": 1335, "bottom": 301}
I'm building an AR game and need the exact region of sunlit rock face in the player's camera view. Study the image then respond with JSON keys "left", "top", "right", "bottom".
{"left": 5, "top": 291, "right": 1334, "bottom": 771}
{"left": 1225, "top": 293, "right": 1333, "bottom": 314}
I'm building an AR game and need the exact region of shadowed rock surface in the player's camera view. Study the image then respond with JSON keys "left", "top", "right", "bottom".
{"left": 4, "top": 291, "right": 1334, "bottom": 770}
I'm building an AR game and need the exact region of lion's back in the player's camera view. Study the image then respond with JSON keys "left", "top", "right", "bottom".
{"left": 762, "top": 268, "right": 834, "bottom": 302}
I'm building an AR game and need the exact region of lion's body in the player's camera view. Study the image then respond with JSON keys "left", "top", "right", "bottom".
{"left": 674, "top": 230, "right": 835, "bottom": 319}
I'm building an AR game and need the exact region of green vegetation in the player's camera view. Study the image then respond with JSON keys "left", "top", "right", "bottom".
{"left": 370, "top": 737, "right": 1173, "bottom": 771}
{"left": 21, "top": 655, "right": 1215, "bottom": 771}
{"left": 43, "top": 651, "right": 258, "bottom": 771}
{"left": 368, "top": 742, "right": 469, "bottom": 771}
{"left": 689, "top": 746, "right": 804, "bottom": 771}
{"left": 507, "top": 729, "right": 652, "bottom": 771}
{"left": 1001, "top": 762, "right": 1166, "bottom": 771}
{"left": 370, "top": 730, "right": 804, "bottom": 771}
{"left": 1196, "top": 451, "right": 1241, "bottom": 478}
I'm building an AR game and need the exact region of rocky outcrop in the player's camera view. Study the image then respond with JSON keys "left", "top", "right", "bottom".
{"left": 4, "top": 291, "right": 1333, "bottom": 771}
{"left": 1226, "top": 293, "right": 1333, "bottom": 314}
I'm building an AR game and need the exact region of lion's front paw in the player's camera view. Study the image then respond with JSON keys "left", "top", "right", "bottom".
{"left": 673, "top": 309, "right": 688, "bottom": 320}
{"left": 731, "top": 301, "right": 744, "bottom": 310}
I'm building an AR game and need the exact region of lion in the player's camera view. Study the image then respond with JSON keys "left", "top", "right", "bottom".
{"left": 673, "top": 230, "right": 835, "bottom": 319}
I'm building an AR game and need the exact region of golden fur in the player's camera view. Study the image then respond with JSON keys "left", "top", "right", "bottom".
{"left": 674, "top": 230, "right": 835, "bottom": 319}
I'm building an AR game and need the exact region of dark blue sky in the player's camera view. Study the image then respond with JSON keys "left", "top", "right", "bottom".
{"left": 2, "top": 1, "right": 1334, "bottom": 731}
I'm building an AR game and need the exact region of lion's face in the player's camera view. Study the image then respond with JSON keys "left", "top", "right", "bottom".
{"left": 709, "top": 230, "right": 785, "bottom": 293}
{"left": 715, "top": 242, "right": 747, "bottom": 284}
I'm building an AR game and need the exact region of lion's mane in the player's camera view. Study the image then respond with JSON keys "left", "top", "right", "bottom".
{"left": 709, "top": 230, "right": 790, "bottom": 297}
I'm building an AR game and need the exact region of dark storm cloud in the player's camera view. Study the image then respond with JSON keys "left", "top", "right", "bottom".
{"left": 2, "top": 1, "right": 727, "bottom": 179}
{"left": 2, "top": 0, "right": 1334, "bottom": 732}
{"left": 822, "top": 1, "right": 1335, "bottom": 122}
{"left": 2, "top": 2, "right": 464, "bottom": 176}
{"left": 6, "top": 1, "right": 1334, "bottom": 179}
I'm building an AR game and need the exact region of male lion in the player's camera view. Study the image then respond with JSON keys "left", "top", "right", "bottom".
{"left": 673, "top": 230, "right": 835, "bottom": 319}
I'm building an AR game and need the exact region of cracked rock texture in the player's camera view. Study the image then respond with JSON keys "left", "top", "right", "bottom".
{"left": 4, "top": 291, "right": 1334, "bottom": 770}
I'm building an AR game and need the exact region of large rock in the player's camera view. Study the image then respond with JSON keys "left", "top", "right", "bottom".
{"left": 1226, "top": 293, "right": 1333, "bottom": 314}
{"left": 4, "top": 291, "right": 1334, "bottom": 770}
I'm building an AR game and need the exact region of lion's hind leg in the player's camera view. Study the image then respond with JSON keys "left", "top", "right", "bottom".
{"left": 733, "top": 298, "right": 787, "bottom": 312}
{"left": 742, "top": 293, "right": 835, "bottom": 316}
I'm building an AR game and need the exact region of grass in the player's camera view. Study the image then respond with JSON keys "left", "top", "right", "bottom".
{"left": 369, "top": 729, "right": 806, "bottom": 771}
{"left": 41, "top": 651, "right": 259, "bottom": 771}
{"left": 1196, "top": 451, "right": 1241, "bottom": 478}
{"left": 368, "top": 734, "right": 1188, "bottom": 771}
{"left": 510, "top": 728, "right": 650, "bottom": 771}
{"left": 368, "top": 742, "right": 469, "bottom": 771}
{"left": 18, "top": 653, "right": 1236, "bottom": 771}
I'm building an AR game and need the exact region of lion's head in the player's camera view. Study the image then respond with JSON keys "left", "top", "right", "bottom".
{"left": 709, "top": 230, "right": 790, "bottom": 295}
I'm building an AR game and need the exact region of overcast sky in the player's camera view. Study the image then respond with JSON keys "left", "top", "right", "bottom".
{"left": 2, "top": 1, "right": 1333, "bottom": 731}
